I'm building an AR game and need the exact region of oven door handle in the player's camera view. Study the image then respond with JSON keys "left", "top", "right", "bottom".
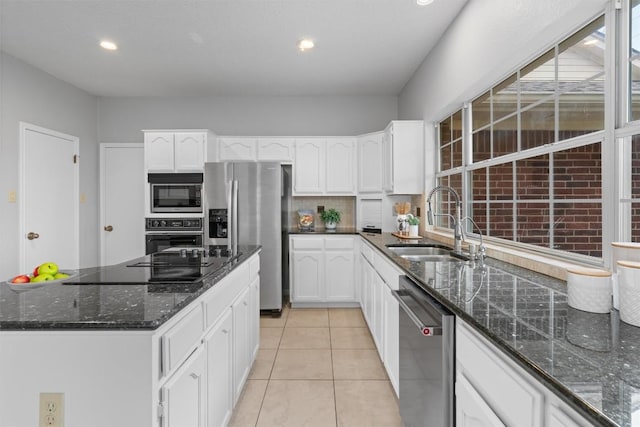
{"left": 392, "top": 289, "right": 443, "bottom": 337}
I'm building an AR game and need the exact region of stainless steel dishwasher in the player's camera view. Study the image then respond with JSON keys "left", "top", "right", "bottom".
{"left": 393, "top": 275, "right": 455, "bottom": 427}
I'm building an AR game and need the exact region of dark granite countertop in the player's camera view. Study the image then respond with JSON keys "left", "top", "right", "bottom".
{"left": 361, "top": 232, "right": 630, "bottom": 427}
{"left": 287, "top": 226, "right": 360, "bottom": 235}
{"left": 0, "top": 246, "right": 260, "bottom": 331}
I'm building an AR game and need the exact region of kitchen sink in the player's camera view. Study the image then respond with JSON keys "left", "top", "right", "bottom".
{"left": 386, "top": 245, "right": 470, "bottom": 262}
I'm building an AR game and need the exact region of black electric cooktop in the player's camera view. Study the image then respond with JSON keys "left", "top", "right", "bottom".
{"left": 67, "top": 246, "right": 240, "bottom": 284}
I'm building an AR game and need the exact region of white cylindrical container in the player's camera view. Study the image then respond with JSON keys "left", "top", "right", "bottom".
{"left": 618, "top": 260, "right": 640, "bottom": 327}
{"left": 409, "top": 224, "right": 419, "bottom": 237}
{"left": 566, "top": 267, "right": 612, "bottom": 314}
{"left": 611, "top": 242, "right": 640, "bottom": 309}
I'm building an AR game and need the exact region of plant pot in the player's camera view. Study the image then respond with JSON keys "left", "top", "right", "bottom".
{"left": 325, "top": 221, "right": 337, "bottom": 230}
{"left": 409, "top": 224, "right": 419, "bottom": 237}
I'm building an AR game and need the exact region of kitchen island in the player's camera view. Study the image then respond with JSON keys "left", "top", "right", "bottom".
{"left": 361, "top": 232, "right": 633, "bottom": 427}
{"left": 0, "top": 246, "right": 261, "bottom": 427}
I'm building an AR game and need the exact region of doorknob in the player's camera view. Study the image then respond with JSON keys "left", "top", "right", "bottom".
{"left": 27, "top": 232, "right": 40, "bottom": 240}
{"left": 104, "top": 225, "right": 114, "bottom": 232}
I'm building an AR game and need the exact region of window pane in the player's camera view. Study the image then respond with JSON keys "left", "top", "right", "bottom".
{"left": 470, "top": 202, "right": 488, "bottom": 235}
{"left": 452, "top": 110, "right": 463, "bottom": 140}
{"left": 633, "top": 202, "right": 640, "bottom": 241}
{"left": 488, "top": 202, "right": 514, "bottom": 239}
{"left": 558, "top": 89, "right": 604, "bottom": 136}
{"left": 493, "top": 74, "right": 518, "bottom": 121}
{"left": 631, "top": 0, "right": 640, "bottom": 121}
{"left": 517, "top": 155, "right": 550, "bottom": 200}
{"left": 440, "top": 116, "right": 451, "bottom": 145}
{"left": 632, "top": 135, "right": 640, "bottom": 199}
{"left": 472, "top": 91, "right": 491, "bottom": 130}
{"left": 521, "top": 49, "right": 556, "bottom": 109}
{"left": 433, "top": 175, "right": 462, "bottom": 229}
{"left": 558, "top": 16, "right": 605, "bottom": 85}
{"left": 473, "top": 130, "right": 491, "bottom": 162}
{"left": 521, "top": 101, "right": 556, "bottom": 150}
{"left": 471, "top": 168, "right": 487, "bottom": 200}
{"left": 452, "top": 139, "right": 463, "bottom": 168}
{"left": 554, "top": 202, "right": 602, "bottom": 257}
{"left": 516, "top": 202, "right": 551, "bottom": 248}
{"left": 440, "top": 144, "right": 452, "bottom": 171}
{"left": 554, "top": 143, "right": 602, "bottom": 200}
{"left": 489, "top": 162, "right": 513, "bottom": 200}
{"left": 494, "top": 116, "right": 518, "bottom": 157}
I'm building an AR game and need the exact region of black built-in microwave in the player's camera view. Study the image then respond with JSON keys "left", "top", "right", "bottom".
{"left": 148, "top": 173, "right": 203, "bottom": 213}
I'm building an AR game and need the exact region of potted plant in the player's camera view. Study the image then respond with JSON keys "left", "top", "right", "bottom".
{"left": 407, "top": 214, "right": 420, "bottom": 237}
{"left": 320, "top": 208, "right": 341, "bottom": 230}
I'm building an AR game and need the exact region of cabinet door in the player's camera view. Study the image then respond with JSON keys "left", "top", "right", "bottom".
{"left": 382, "top": 284, "right": 399, "bottom": 396}
{"left": 257, "top": 138, "right": 294, "bottom": 162}
{"left": 325, "top": 250, "right": 356, "bottom": 302}
{"left": 174, "top": 132, "right": 205, "bottom": 171}
{"left": 291, "top": 250, "right": 324, "bottom": 302}
{"left": 232, "top": 285, "right": 252, "bottom": 404}
{"left": 326, "top": 137, "right": 356, "bottom": 194}
{"left": 219, "top": 137, "right": 257, "bottom": 161}
{"left": 293, "top": 138, "right": 325, "bottom": 194}
{"left": 547, "top": 405, "right": 583, "bottom": 427}
{"left": 249, "top": 276, "right": 260, "bottom": 360}
{"left": 162, "top": 346, "right": 206, "bottom": 427}
{"left": 145, "top": 132, "right": 175, "bottom": 171}
{"left": 382, "top": 127, "right": 393, "bottom": 192}
{"left": 358, "top": 133, "right": 383, "bottom": 193}
{"left": 456, "top": 374, "right": 506, "bottom": 427}
{"left": 205, "top": 310, "right": 233, "bottom": 427}
{"left": 371, "top": 272, "right": 384, "bottom": 354}
{"left": 360, "top": 255, "right": 373, "bottom": 328}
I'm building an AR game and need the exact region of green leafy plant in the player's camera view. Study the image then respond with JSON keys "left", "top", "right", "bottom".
{"left": 407, "top": 214, "right": 420, "bottom": 226}
{"left": 320, "top": 208, "right": 341, "bottom": 224}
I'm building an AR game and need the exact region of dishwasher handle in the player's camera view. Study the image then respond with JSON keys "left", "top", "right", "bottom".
{"left": 392, "top": 289, "right": 442, "bottom": 336}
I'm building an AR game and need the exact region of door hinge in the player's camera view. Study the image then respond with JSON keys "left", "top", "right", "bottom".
{"left": 73, "top": 154, "right": 79, "bottom": 164}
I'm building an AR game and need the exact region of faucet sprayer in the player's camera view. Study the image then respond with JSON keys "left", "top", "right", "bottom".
{"left": 426, "top": 186, "right": 463, "bottom": 253}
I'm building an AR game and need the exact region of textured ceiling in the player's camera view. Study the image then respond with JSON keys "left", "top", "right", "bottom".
{"left": 0, "top": 0, "right": 467, "bottom": 97}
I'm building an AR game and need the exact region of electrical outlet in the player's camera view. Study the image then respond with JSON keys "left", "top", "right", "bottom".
{"left": 8, "top": 191, "right": 16, "bottom": 203}
{"left": 39, "top": 393, "right": 64, "bottom": 427}
{"left": 79, "top": 193, "right": 86, "bottom": 203}
{"left": 317, "top": 205, "right": 324, "bottom": 214}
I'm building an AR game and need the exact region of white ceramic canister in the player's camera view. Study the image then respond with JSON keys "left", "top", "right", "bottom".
{"left": 611, "top": 242, "right": 640, "bottom": 309}
{"left": 617, "top": 260, "right": 640, "bottom": 327}
{"left": 566, "top": 267, "right": 612, "bottom": 314}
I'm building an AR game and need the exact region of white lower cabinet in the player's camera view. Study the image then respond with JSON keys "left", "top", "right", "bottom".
{"left": 232, "top": 284, "right": 253, "bottom": 403}
{"left": 290, "top": 235, "right": 357, "bottom": 306}
{"left": 456, "top": 320, "right": 593, "bottom": 427}
{"left": 161, "top": 346, "right": 207, "bottom": 427}
{"left": 358, "top": 238, "right": 400, "bottom": 396}
{"left": 205, "top": 309, "right": 233, "bottom": 427}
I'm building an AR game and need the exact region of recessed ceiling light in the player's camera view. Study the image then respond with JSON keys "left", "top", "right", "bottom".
{"left": 417, "top": 0, "right": 434, "bottom": 5}
{"left": 100, "top": 40, "right": 118, "bottom": 51}
{"left": 298, "top": 38, "right": 315, "bottom": 52}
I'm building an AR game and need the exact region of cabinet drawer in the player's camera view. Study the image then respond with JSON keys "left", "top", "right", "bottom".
{"left": 457, "top": 322, "right": 544, "bottom": 427}
{"left": 360, "top": 240, "right": 374, "bottom": 263}
{"left": 249, "top": 254, "right": 260, "bottom": 278}
{"left": 291, "top": 236, "right": 324, "bottom": 250}
{"left": 162, "top": 304, "right": 204, "bottom": 377}
{"left": 325, "top": 237, "right": 355, "bottom": 250}
{"left": 373, "top": 252, "right": 402, "bottom": 291}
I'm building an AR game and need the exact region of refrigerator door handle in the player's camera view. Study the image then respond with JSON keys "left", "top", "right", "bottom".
{"left": 226, "top": 180, "right": 233, "bottom": 253}
{"left": 231, "top": 179, "right": 239, "bottom": 256}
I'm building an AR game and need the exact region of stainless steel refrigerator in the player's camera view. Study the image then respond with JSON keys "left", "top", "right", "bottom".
{"left": 204, "top": 162, "right": 285, "bottom": 313}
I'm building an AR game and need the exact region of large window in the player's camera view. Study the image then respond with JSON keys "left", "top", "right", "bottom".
{"left": 437, "top": 16, "right": 605, "bottom": 259}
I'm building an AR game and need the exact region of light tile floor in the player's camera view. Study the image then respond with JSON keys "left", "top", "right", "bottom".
{"left": 229, "top": 307, "right": 402, "bottom": 427}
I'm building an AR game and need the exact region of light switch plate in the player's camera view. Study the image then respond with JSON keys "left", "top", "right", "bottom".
{"left": 8, "top": 191, "right": 16, "bottom": 203}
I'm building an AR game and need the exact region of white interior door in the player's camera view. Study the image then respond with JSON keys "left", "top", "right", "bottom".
{"left": 100, "top": 143, "right": 145, "bottom": 266}
{"left": 20, "top": 122, "right": 79, "bottom": 272}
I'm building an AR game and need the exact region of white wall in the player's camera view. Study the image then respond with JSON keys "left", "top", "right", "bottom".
{"left": 97, "top": 95, "right": 398, "bottom": 142}
{"left": 0, "top": 52, "right": 99, "bottom": 277}
{"left": 398, "top": 0, "right": 608, "bottom": 123}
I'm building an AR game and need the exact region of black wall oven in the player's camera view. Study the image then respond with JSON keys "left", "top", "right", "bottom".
{"left": 145, "top": 218, "right": 203, "bottom": 254}
{"left": 149, "top": 173, "right": 203, "bottom": 214}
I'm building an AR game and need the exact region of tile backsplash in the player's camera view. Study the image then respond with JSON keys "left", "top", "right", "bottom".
{"left": 289, "top": 196, "right": 356, "bottom": 230}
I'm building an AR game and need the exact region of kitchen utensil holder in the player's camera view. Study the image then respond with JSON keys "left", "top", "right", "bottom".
{"left": 618, "top": 260, "right": 640, "bottom": 327}
{"left": 566, "top": 267, "right": 612, "bottom": 314}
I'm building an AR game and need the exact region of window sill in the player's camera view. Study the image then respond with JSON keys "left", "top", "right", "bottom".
{"left": 423, "top": 230, "right": 600, "bottom": 281}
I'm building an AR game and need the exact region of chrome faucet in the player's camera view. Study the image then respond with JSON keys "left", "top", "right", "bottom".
{"left": 461, "top": 216, "right": 486, "bottom": 261}
{"left": 426, "top": 186, "right": 463, "bottom": 253}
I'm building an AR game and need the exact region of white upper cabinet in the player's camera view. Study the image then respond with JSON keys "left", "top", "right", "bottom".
{"left": 257, "top": 138, "right": 295, "bottom": 162}
{"left": 218, "top": 137, "right": 257, "bottom": 161}
{"left": 293, "top": 137, "right": 356, "bottom": 196}
{"left": 294, "top": 138, "right": 326, "bottom": 195}
{"left": 358, "top": 132, "right": 383, "bottom": 193}
{"left": 382, "top": 121, "right": 424, "bottom": 194}
{"left": 326, "top": 138, "right": 357, "bottom": 194}
{"left": 144, "top": 130, "right": 209, "bottom": 172}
